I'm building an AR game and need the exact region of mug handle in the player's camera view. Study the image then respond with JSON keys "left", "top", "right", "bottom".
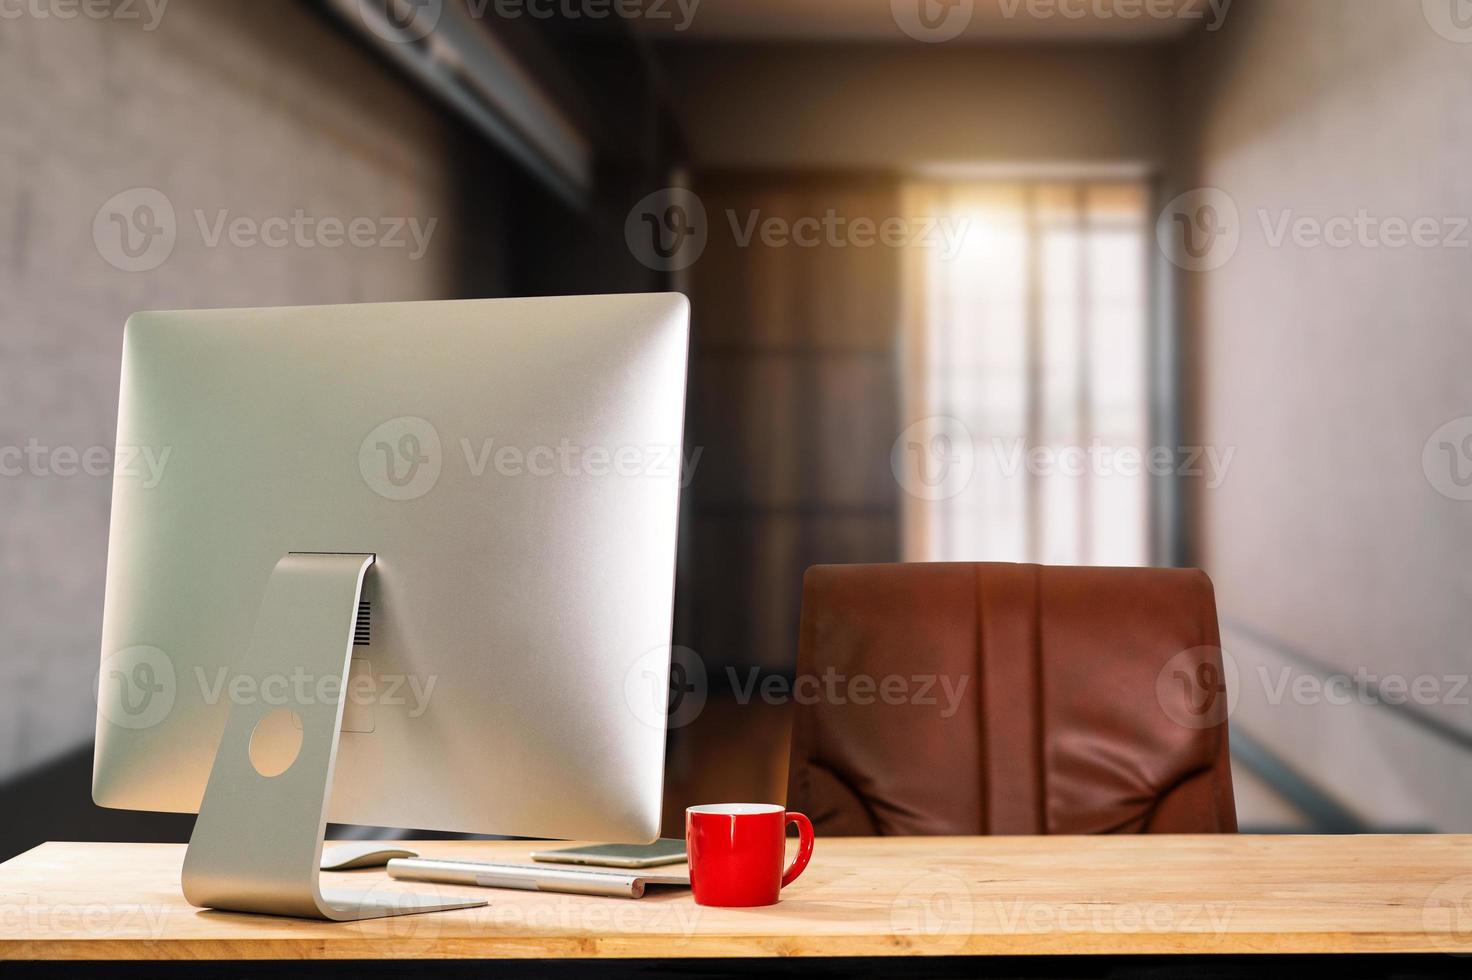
{"left": 781, "top": 811, "right": 815, "bottom": 888}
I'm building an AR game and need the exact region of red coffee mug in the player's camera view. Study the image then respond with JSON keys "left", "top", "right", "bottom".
{"left": 686, "top": 803, "right": 814, "bottom": 907}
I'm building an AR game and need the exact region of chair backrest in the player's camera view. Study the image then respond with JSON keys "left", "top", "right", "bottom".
{"left": 785, "top": 563, "right": 1237, "bottom": 835}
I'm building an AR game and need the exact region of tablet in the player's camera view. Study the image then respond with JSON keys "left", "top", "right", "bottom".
{"left": 529, "top": 839, "right": 688, "bottom": 869}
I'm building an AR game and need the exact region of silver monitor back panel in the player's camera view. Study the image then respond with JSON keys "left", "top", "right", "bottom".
{"left": 93, "top": 293, "right": 689, "bottom": 843}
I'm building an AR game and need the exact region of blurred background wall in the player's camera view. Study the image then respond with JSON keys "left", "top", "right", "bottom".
{"left": 2, "top": 1, "right": 463, "bottom": 786}
{"left": 2, "top": 0, "right": 1469, "bottom": 857}
{"left": 0, "top": 0, "right": 673, "bottom": 855}
{"left": 1170, "top": 0, "right": 1472, "bottom": 831}
{"left": 659, "top": 44, "right": 1173, "bottom": 168}
{"left": 660, "top": 0, "right": 1472, "bottom": 835}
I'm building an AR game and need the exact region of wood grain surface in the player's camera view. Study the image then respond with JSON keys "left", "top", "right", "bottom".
{"left": 3, "top": 835, "right": 1471, "bottom": 960}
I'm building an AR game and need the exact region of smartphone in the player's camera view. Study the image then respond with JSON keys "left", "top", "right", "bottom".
{"left": 529, "top": 839, "right": 688, "bottom": 869}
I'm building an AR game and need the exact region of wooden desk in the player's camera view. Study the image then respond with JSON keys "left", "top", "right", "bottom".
{"left": 2, "top": 836, "right": 1470, "bottom": 967}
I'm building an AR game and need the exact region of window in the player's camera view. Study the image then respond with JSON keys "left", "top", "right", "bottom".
{"left": 900, "top": 179, "right": 1152, "bottom": 567}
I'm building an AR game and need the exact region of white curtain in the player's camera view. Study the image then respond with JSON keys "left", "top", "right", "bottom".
{"left": 900, "top": 179, "right": 1151, "bottom": 567}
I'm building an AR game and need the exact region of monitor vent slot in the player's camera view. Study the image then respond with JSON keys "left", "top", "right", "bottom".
{"left": 354, "top": 600, "right": 371, "bottom": 646}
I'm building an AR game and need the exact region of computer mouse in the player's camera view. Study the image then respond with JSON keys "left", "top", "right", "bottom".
{"left": 319, "top": 843, "right": 421, "bottom": 871}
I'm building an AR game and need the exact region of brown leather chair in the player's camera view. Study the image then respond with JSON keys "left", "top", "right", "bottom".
{"left": 785, "top": 563, "right": 1236, "bottom": 835}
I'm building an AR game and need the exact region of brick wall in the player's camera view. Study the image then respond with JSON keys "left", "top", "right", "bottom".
{"left": 0, "top": 0, "right": 466, "bottom": 780}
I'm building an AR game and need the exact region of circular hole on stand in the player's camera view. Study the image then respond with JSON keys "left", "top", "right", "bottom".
{"left": 248, "top": 706, "right": 304, "bottom": 777}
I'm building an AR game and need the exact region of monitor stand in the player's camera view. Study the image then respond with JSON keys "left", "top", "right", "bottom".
{"left": 180, "top": 553, "right": 487, "bottom": 920}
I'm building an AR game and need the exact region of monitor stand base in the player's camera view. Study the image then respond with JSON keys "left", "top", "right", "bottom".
{"left": 180, "top": 553, "right": 487, "bottom": 921}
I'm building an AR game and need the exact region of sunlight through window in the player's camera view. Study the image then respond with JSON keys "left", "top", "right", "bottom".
{"left": 902, "top": 180, "right": 1151, "bottom": 567}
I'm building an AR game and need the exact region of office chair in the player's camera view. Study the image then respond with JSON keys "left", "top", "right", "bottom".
{"left": 785, "top": 563, "right": 1237, "bottom": 835}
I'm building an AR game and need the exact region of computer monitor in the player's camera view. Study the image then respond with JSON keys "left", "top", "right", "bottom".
{"left": 91, "top": 293, "right": 690, "bottom": 920}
